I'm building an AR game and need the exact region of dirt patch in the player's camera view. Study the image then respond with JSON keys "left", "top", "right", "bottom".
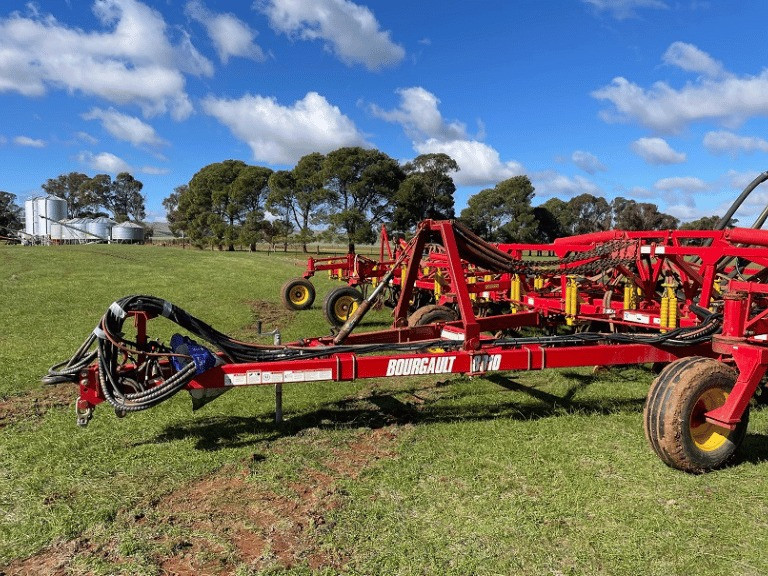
{"left": 0, "top": 383, "right": 75, "bottom": 429}
{"left": 2, "top": 426, "right": 399, "bottom": 576}
{"left": 242, "top": 300, "right": 296, "bottom": 336}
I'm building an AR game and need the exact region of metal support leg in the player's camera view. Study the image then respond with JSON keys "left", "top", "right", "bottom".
{"left": 275, "top": 383, "right": 283, "bottom": 423}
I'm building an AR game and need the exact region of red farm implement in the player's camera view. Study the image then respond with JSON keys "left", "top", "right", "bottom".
{"left": 46, "top": 203, "right": 768, "bottom": 472}
{"left": 281, "top": 225, "right": 445, "bottom": 326}
{"left": 280, "top": 226, "right": 399, "bottom": 325}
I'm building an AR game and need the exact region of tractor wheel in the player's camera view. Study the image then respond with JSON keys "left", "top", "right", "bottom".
{"left": 323, "top": 286, "right": 363, "bottom": 326}
{"left": 643, "top": 357, "right": 748, "bottom": 473}
{"left": 407, "top": 304, "right": 458, "bottom": 327}
{"left": 281, "top": 278, "right": 316, "bottom": 311}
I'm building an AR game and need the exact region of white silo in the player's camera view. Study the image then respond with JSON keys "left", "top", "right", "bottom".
{"left": 24, "top": 199, "right": 35, "bottom": 236}
{"left": 59, "top": 219, "right": 76, "bottom": 242}
{"left": 86, "top": 217, "right": 115, "bottom": 241}
{"left": 68, "top": 218, "right": 90, "bottom": 243}
{"left": 111, "top": 222, "right": 145, "bottom": 243}
{"left": 35, "top": 196, "right": 67, "bottom": 236}
{"left": 24, "top": 195, "right": 67, "bottom": 238}
{"left": 50, "top": 221, "right": 63, "bottom": 242}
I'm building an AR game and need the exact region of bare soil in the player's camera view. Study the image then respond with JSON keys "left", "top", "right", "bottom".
{"left": 1, "top": 427, "right": 400, "bottom": 576}
{"left": 243, "top": 300, "right": 296, "bottom": 336}
{"left": 0, "top": 383, "right": 75, "bottom": 429}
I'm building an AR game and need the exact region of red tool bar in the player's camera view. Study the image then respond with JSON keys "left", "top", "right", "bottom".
{"left": 183, "top": 342, "right": 709, "bottom": 393}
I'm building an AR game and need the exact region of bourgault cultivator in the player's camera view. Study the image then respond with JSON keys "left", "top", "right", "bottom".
{"left": 47, "top": 216, "right": 768, "bottom": 473}
{"left": 280, "top": 226, "right": 401, "bottom": 326}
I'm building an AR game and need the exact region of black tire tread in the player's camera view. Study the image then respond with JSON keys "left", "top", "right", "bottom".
{"left": 323, "top": 286, "right": 363, "bottom": 326}
{"left": 643, "top": 357, "right": 747, "bottom": 473}
{"left": 280, "top": 278, "right": 316, "bottom": 311}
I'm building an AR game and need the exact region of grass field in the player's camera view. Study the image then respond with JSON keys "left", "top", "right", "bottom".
{"left": 2, "top": 244, "right": 768, "bottom": 575}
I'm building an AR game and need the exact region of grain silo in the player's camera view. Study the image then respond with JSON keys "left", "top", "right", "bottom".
{"left": 111, "top": 221, "right": 144, "bottom": 243}
{"left": 86, "top": 217, "right": 115, "bottom": 242}
{"left": 24, "top": 195, "right": 67, "bottom": 238}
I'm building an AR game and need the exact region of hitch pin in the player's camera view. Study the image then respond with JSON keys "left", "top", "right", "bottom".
{"left": 75, "top": 398, "right": 93, "bottom": 427}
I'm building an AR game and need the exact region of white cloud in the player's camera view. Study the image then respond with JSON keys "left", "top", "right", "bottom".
{"left": 571, "top": 150, "right": 607, "bottom": 174}
{"left": 0, "top": 135, "right": 7, "bottom": 145}
{"left": 703, "top": 131, "right": 768, "bottom": 155}
{"left": 372, "top": 86, "right": 524, "bottom": 186}
{"left": 664, "top": 203, "right": 708, "bottom": 221}
{"left": 626, "top": 185, "right": 657, "bottom": 199}
{"left": 77, "top": 150, "right": 131, "bottom": 173}
{"left": 0, "top": 0, "right": 212, "bottom": 119}
{"left": 663, "top": 42, "right": 724, "bottom": 78}
{"left": 82, "top": 107, "right": 167, "bottom": 147}
{"left": 202, "top": 91, "right": 368, "bottom": 165}
{"left": 415, "top": 139, "right": 524, "bottom": 187}
{"left": 532, "top": 171, "right": 602, "bottom": 198}
{"left": 370, "top": 87, "right": 467, "bottom": 142}
{"left": 14, "top": 136, "right": 46, "bottom": 147}
{"left": 727, "top": 169, "right": 765, "bottom": 191}
{"left": 582, "top": 0, "right": 668, "bottom": 20}
{"left": 76, "top": 131, "right": 99, "bottom": 145}
{"left": 631, "top": 137, "right": 686, "bottom": 164}
{"left": 593, "top": 43, "right": 768, "bottom": 132}
{"left": 140, "top": 165, "right": 170, "bottom": 175}
{"left": 185, "top": 1, "right": 265, "bottom": 64}
{"left": 654, "top": 176, "right": 707, "bottom": 192}
{"left": 259, "top": 0, "right": 405, "bottom": 70}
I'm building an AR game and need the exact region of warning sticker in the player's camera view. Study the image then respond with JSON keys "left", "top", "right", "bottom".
{"left": 225, "top": 369, "right": 333, "bottom": 386}
{"left": 623, "top": 312, "right": 651, "bottom": 325}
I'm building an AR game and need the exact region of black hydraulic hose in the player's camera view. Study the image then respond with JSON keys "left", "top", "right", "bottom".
{"left": 715, "top": 171, "right": 768, "bottom": 231}
{"left": 42, "top": 333, "right": 98, "bottom": 384}
{"left": 48, "top": 290, "right": 725, "bottom": 414}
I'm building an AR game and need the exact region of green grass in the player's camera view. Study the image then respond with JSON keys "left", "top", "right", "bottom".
{"left": 1, "top": 244, "right": 768, "bottom": 575}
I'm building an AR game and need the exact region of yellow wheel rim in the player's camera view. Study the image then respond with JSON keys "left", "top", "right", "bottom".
{"left": 289, "top": 285, "right": 310, "bottom": 306}
{"left": 689, "top": 387, "right": 730, "bottom": 452}
{"left": 333, "top": 296, "right": 358, "bottom": 321}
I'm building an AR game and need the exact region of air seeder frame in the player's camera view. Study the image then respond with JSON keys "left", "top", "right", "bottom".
{"left": 64, "top": 217, "right": 768, "bottom": 473}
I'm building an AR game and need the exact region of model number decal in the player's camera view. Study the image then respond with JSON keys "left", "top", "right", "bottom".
{"left": 471, "top": 354, "right": 501, "bottom": 372}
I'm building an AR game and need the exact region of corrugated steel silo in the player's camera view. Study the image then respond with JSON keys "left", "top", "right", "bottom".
{"left": 86, "top": 217, "right": 115, "bottom": 241}
{"left": 111, "top": 222, "right": 144, "bottom": 243}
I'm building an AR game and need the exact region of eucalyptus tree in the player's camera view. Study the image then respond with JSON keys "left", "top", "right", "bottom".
{"left": 459, "top": 175, "right": 539, "bottom": 242}
{"left": 323, "top": 147, "right": 405, "bottom": 251}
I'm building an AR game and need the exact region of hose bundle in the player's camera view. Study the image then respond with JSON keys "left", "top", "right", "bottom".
{"left": 44, "top": 293, "right": 722, "bottom": 414}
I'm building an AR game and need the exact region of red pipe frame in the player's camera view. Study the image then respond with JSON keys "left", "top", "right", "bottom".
{"left": 78, "top": 222, "right": 768, "bottom": 431}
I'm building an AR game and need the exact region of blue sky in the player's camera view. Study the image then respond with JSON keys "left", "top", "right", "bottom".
{"left": 3, "top": 0, "right": 768, "bottom": 225}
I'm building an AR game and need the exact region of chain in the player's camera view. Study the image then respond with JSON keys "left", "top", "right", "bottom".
{"left": 511, "top": 239, "right": 640, "bottom": 277}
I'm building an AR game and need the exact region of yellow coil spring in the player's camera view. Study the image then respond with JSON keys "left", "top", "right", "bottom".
{"left": 623, "top": 280, "right": 637, "bottom": 310}
{"left": 659, "top": 282, "right": 678, "bottom": 332}
{"left": 667, "top": 284, "right": 678, "bottom": 330}
{"left": 565, "top": 276, "right": 578, "bottom": 326}
{"left": 510, "top": 274, "right": 521, "bottom": 313}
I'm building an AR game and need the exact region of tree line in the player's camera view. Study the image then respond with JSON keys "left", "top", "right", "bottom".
{"left": 40, "top": 172, "right": 146, "bottom": 222}
{"left": 163, "top": 148, "right": 458, "bottom": 251}
{"left": 0, "top": 172, "right": 146, "bottom": 239}
{"left": 164, "top": 146, "right": 721, "bottom": 251}
{"left": 0, "top": 147, "right": 723, "bottom": 244}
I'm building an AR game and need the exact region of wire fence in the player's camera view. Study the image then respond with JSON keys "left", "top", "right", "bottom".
{"left": 145, "top": 236, "right": 384, "bottom": 256}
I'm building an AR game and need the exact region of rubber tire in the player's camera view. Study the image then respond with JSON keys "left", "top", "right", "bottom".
{"left": 643, "top": 356, "right": 748, "bottom": 473}
{"left": 281, "top": 278, "right": 316, "bottom": 311}
{"left": 323, "top": 286, "right": 363, "bottom": 326}
{"left": 407, "top": 304, "right": 458, "bottom": 327}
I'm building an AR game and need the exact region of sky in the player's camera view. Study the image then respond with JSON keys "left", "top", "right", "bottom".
{"left": 3, "top": 0, "right": 768, "bottom": 225}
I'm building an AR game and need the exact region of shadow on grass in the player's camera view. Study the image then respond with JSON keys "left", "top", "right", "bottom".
{"left": 736, "top": 432, "right": 768, "bottom": 467}
{"left": 149, "top": 372, "right": 650, "bottom": 451}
